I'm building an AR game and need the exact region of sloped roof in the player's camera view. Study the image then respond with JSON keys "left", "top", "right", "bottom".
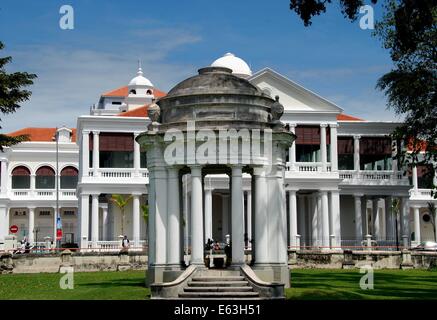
{"left": 118, "top": 105, "right": 148, "bottom": 117}
{"left": 337, "top": 114, "right": 364, "bottom": 121}
{"left": 7, "top": 128, "right": 77, "bottom": 142}
{"left": 102, "top": 86, "right": 167, "bottom": 98}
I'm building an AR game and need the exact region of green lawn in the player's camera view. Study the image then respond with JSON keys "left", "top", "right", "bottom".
{"left": 0, "top": 269, "right": 436, "bottom": 300}
{"left": 287, "top": 268, "right": 437, "bottom": 300}
{"left": 0, "top": 271, "right": 150, "bottom": 300}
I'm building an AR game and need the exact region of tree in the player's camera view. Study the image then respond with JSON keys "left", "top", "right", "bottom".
{"left": 110, "top": 194, "right": 132, "bottom": 236}
{"left": 0, "top": 41, "right": 36, "bottom": 148}
{"left": 427, "top": 202, "right": 436, "bottom": 240}
{"left": 141, "top": 203, "right": 149, "bottom": 239}
{"left": 289, "top": 1, "right": 437, "bottom": 196}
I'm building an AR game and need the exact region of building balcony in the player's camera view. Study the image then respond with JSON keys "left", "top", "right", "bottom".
{"left": 339, "top": 170, "right": 410, "bottom": 186}
{"left": 286, "top": 162, "right": 332, "bottom": 173}
{"left": 409, "top": 188, "right": 435, "bottom": 201}
{"left": 9, "top": 189, "right": 77, "bottom": 200}
{"left": 84, "top": 168, "right": 149, "bottom": 183}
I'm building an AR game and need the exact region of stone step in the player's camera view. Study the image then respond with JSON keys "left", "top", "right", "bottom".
{"left": 179, "top": 292, "right": 260, "bottom": 298}
{"left": 191, "top": 276, "right": 245, "bottom": 282}
{"left": 184, "top": 286, "right": 253, "bottom": 292}
{"left": 188, "top": 281, "right": 249, "bottom": 287}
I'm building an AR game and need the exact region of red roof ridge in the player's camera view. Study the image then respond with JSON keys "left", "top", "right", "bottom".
{"left": 102, "top": 86, "right": 167, "bottom": 98}
{"left": 337, "top": 113, "right": 364, "bottom": 121}
{"left": 118, "top": 104, "right": 149, "bottom": 117}
{"left": 7, "top": 127, "right": 77, "bottom": 142}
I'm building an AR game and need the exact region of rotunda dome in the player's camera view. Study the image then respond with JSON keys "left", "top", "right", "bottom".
{"left": 129, "top": 67, "right": 154, "bottom": 87}
{"left": 211, "top": 53, "right": 252, "bottom": 78}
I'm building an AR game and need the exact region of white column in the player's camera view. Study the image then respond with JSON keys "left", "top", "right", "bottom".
{"left": 231, "top": 166, "right": 244, "bottom": 265}
{"left": 317, "top": 194, "right": 322, "bottom": 245}
{"left": 132, "top": 194, "right": 140, "bottom": 248}
{"left": 354, "top": 194, "right": 363, "bottom": 242}
{"left": 92, "top": 131, "right": 99, "bottom": 177}
{"left": 401, "top": 197, "right": 410, "bottom": 247}
{"left": 0, "top": 206, "right": 8, "bottom": 241}
{"left": 148, "top": 171, "right": 156, "bottom": 266}
{"left": 222, "top": 195, "right": 229, "bottom": 240}
{"left": 311, "top": 194, "right": 318, "bottom": 247}
{"left": 320, "top": 124, "right": 328, "bottom": 172}
{"left": 413, "top": 206, "right": 421, "bottom": 245}
{"left": 353, "top": 135, "right": 361, "bottom": 171}
{"left": 79, "top": 194, "right": 89, "bottom": 249}
{"left": 289, "top": 123, "right": 296, "bottom": 171}
{"left": 0, "top": 160, "right": 8, "bottom": 195}
{"left": 28, "top": 207, "right": 35, "bottom": 244}
{"left": 321, "top": 191, "right": 329, "bottom": 249}
{"left": 288, "top": 190, "right": 298, "bottom": 249}
{"left": 30, "top": 174, "right": 36, "bottom": 191}
{"left": 81, "top": 131, "right": 90, "bottom": 178}
{"left": 204, "top": 186, "right": 213, "bottom": 243}
{"left": 91, "top": 194, "right": 99, "bottom": 247}
{"left": 134, "top": 133, "right": 141, "bottom": 177}
{"left": 254, "top": 168, "right": 268, "bottom": 264}
{"left": 298, "top": 195, "right": 306, "bottom": 249}
{"left": 190, "top": 166, "right": 204, "bottom": 265}
{"left": 330, "top": 124, "right": 338, "bottom": 171}
{"left": 167, "top": 168, "right": 180, "bottom": 265}
{"left": 385, "top": 197, "right": 394, "bottom": 241}
{"left": 155, "top": 168, "right": 168, "bottom": 265}
{"left": 412, "top": 166, "right": 418, "bottom": 190}
{"left": 372, "top": 198, "right": 380, "bottom": 239}
{"left": 246, "top": 190, "right": 252, "bottom": 248}
{"left": 330, "top": 190, "right": 341, "bottom": 249}
{"left": 101, "top": 205, "right": 108, "bottom": 241}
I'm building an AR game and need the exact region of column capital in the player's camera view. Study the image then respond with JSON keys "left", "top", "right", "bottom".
{"left": 91, "top": 194, "right": 99, "bottom": 199}
{"left": 28, "top": 206, "right": 36, "bottom": 210}
{"left": 289, "top": 123, "right": 297, "bottom": 129}
{"left": 92, "top": 130, "right": 100, "bottom": 135}
{"left": 353, "top": 135, "right": 361, "bottom": 140}
{"left": 353, "top": 193, "right": 364, "bottom": 198}
{"left": 329, "top": 123, "right": 339, "bottom": 128}
{"left": 320, "top": 123, "right": 328, "bottom": 128}
{"left": 252, "top": 166, "right": 267, "bottom": 176}
{"left": 82, "top": 130, "right": 90, "bottom": 135}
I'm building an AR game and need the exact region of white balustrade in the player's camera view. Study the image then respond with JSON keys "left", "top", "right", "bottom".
{"left": 409, "top": 188, "right": 433, "bottom": 199}
{"left": 340, "top": 170, "right": 409, "bottom": 185}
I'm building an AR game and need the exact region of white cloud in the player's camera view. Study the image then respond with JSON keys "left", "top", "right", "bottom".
{"left": 2, "top": 28, "right": 202, "bottom": 132}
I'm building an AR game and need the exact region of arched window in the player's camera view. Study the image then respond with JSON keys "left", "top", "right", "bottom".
{"left": 12, "top": 166, "right": 30, "bottom": 189}
{"left": 36, "top": 166, "right": 55, "bottom": 189}
{"left": 60, "top": 166, "right": 78, "bottom": 189}
{"left": 146, "top": 89, "right": 153, "bottom": 95}
{"left": 129, "top": 89, "right": 136, "bottom": 95}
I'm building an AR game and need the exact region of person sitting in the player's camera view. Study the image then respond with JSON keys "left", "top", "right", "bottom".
{"left": 121, "top": 235, "right": 130, "bottom": 252}
{"left": 213, "top": 241, "right": 221, "bottom": 251}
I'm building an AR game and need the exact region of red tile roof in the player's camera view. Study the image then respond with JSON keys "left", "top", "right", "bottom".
{"left": 337, "top": 114, "right": 364, "bottom": 121}
{"left": 102, "top": 86, "right": 167, "bottom": 98}
{"left": 118, "top": 105, "right": 148, "bottom": 117}
{"left": 7, "top": 128, "right": 77, "bottom": 142}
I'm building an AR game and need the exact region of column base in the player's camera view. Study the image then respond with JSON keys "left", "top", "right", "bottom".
{"left": 147, "top": 263, "right": 185, "bottom": 287}
{"left": 252, "top": 263, "right": 290, "bottom": 288}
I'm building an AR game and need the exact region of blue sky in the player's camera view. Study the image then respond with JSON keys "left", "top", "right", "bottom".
{"left": 0, "top": 0, "right": 401, "bottom": 132}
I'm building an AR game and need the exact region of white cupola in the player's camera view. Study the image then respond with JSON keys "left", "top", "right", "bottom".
{"left": 126, "top": 61, "right": 155, "bottom": 110}
{"left": 211, "top": 52, "right": 252, "bottom": 78}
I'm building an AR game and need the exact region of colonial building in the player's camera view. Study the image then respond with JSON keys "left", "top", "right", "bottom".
{"left": 0, "top": 53, "right": 436, "bottom": 254}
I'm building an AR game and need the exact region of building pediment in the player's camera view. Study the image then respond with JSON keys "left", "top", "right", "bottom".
{"left": 249, "top": 68, "right": 343, "bottom": 114}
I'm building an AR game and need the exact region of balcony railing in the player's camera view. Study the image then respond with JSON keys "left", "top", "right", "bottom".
{"left": 409, "top": 188, "right": 434, "bottom": 199}
{"left": 86, "top": 168, "right": 149, "bottom": 179}
{"left": 287, "top": 162, "right": 332, "bottom": 173}
{"left": 10, "top": 189, "right": 77, "bottom": 199}
{"left": 340, "top": 170, "right": 409, "bottom": 185}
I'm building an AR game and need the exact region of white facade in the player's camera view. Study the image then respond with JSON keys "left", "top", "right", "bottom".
{"left": 1, "top": 56, "right": 436, "bottom": 253}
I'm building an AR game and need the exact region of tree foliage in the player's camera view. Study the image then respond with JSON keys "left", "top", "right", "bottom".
{"left": 0, "top": 41, "right": 36, "bottom": 149}
{"left": 110, "top": 194, "right": 133, "bottom": 236}
{"left": 289, "top": 0, "right": 437, "bottom": 194}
